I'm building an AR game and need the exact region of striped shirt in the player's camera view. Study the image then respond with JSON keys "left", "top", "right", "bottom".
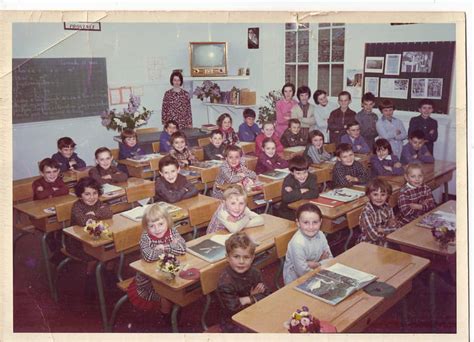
{"left": 358, "top": 202, "right": 400, "bottom": 246}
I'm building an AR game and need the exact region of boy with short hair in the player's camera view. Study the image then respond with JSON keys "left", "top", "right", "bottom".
{"left": 355, "top": 92, "right": 379, "bottom": 150}
{"left": 408, "top": 99, "right": 438, "bottom": 155}
{"left": 279, "top": 155, "right": 319, "bottom": 220}
{"left": 400, "top": 129, "right": 435, "bottom": 165}
{"left": 340, "top": 121, "right": 371, "bottom": 154}
{"left": 89, "top": 147, "right": 128, "bottom": 185}
{"left": 216, "top": 231, "right": 270, "bottom": 332}
{"left": 204, "top": 129, "right": 225, "bottom": 160}
{"left": 280, "top": 118, "right": 306, "bottom": 148}
{"left": 33, "top": 158, "right": 69, "bottom": 200}
{"left": 327, "top": 91, "right": 356, "bottom": 145}
{"left": 51, "top": 137, "right": 86, "bottom": 172}
{"left": 154, "top": 155, "right": 198, "bottom": 203}
{"left": 238, "top": 108, "right": 261, "bottom": 142}
{"left": 376, "top": 99, "right": 407, "bottom": 158}
{"left": 397, "top": 163, "right": 436, "bottom": 225}
{"left": 332, "top": 143, "right": 369, "bottom": 188}
{"left": 159, "top": 119, "right": 178, "bottom": 153}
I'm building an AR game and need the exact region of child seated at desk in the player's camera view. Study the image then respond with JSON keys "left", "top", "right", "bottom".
{"left": 358, "top": 178, "right": 400, "bottom": 246}
{"left": 218, "top": 113, "right": 239, "bottom": 146}
{"left": 169, "top": 131, "right": 197, "bottom": 168}
{"left": 303, "top": 130, "right": 332, "bottom": 164}
{"left": 204, "top": 129, "right": 225, "bottom": 160}
{"left": 280, "top": 119, "right": 306, "bottom": 148}
{"left": 255, "top": 121, "right": 284, "bottom": 156}
{"left": 89, "top": 147, "right": 128, "bottom": 185}
{"left": 279, "top": 155, "right": 319, "bottom": 220}
{"left": 159, "top": 119, "right": 178, "bottom": 153}
{"left": 255, "top": 138, "right": 288, "bottom": 174}
{"left": 127, "top": 203, "right": 186, "bottom": 313}
{"left": 212, "top": 145, "right": 257, "bottom": 199}
{"left": 155, "top": 155, "right": 198, "bottom": 203}
{"left": 33, "top": 158, "right": 69, "bottom": 200}
{"left": 398, "top": 163, "right": 436, "bottom": 225}
{"left": 340, "top": 121, "right": 371, "bottom": 154}
{"left": 66, "top": 177, "right": 113, "bottom": 273}
{"left": 216, "top": 231, "right": 270, "bottom": 332}
{"left": 238, "top": 108, "right": 261, "bottom": 142}
{"left": 51, "top": 136, "right": 86, "bottom": 172}
{"left": 370, "top": 138, "right": 404, "bottom": 177}
{"left": 283, "top": 203, "right": 333, "bottom": 285}
{"left": 207, "top": 185, "right": 263, "bottom": 234}
{"left": 332, "top": 143, "right": 369, "bottom": 188}
{"left": 400, "top": 129, "right": 435, "bottom": 165}
{"left": 118, "top": 129, "right": 145, "bottom": 174}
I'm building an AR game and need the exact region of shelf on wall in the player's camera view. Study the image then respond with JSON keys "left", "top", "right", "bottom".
{"left": 201, "top": 103, "right": 257, "bottom": 109}
{"left": 183, "top": 75, "right": 250, "bottom": 81}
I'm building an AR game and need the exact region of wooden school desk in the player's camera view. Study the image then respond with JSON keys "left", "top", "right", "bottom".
{"left": 386, "top": 200, "right": 456, "bottom": 331}
{"left": 232, "top": 242, "right": 430, "bottom": 333}
{"left": 129, "top": 213, "right": 296, "bottom": 332}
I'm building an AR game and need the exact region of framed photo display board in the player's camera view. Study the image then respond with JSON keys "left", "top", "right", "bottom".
{"left": 363, "top": 41, "right": 455, "bottom": 114}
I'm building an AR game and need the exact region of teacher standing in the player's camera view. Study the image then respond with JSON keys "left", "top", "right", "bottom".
{"left": 161, "top": 70, "right": 193, "bottom": 129}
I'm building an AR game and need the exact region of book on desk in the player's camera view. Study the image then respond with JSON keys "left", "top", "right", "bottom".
{"left": 101, "top": 183, "right": 124, "bottom": 197}
{"left": 121, "top": 202, "right": 183, "bottom": 222}
{"left": 294, "top": 263, "right": 377, "bottom": 306}
{"left": 192, "top": 160, "right": 223, "bottom": 169}
{"left": 310, "top": 197, "right": 345, "bottom": 208}
{"left": 320, "top": 188, "right": 365, "bottom": 203}
{"left": 260, "top": 168, "right": 290, "bottom": 180}
{"left": 126, "top": 153, "right": 162, "bottom": 162}
{"left": 417, "top": 210, "right": 456, "bottom": 230}
{"left": 187, "top": 234, "right": 232, "bottom": 263}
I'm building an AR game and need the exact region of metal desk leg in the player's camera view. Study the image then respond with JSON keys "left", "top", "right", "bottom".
{"left": 429, "top": 271, "right": 436, "bottom": 332}
{"left": 444, "top": 182, "right": 449, "bottom": 203}
{"left": 171, "top": 304, "right": 180, "bottom": 333}
{"left": 400, "top": 296, "right": 408, "bottom": 331}
{"left": 344, "top": 228, "right": 353, "bottom": 251}
{"left": 95, "top": 261, "right": 108, "bottom": 331}
{"left": 41, "top": 231, "right": 58, "bottom": 302}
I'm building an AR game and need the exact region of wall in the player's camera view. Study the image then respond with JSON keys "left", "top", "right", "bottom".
{"left": 13, "top": 22, "right": 457, "bottom": 197}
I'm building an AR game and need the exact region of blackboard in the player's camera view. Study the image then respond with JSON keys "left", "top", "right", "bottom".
{"left": 13, "top": 58, "right": 109, "bottom": 124}
{"left": 363, "top": 41, "right": 455, "bottom": 114}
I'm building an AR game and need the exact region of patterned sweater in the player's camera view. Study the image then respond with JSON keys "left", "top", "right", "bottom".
{"left": 161, "top": 88, "right": 192, "bottom": 129}
{"left": 70, "top": 199, "right": 113, "bottom": 226}
{"left": 220, "top": 128, "right": 240, "bottom": 146}
{"left": 397, "top": 183, "right": 436, "bottom": 225}
{"left": 212, "top": 161, "right": 257, "bottom": 199}
{"left": 303, "top": 145, "right": 332, "bottom": 164}
{"left": 358, "top": 202, "right": 400, "bottom": 246}
{"left": 169, "top": 147, "right": 196, "bottom": 168}
{"left": 332, "top": 160, "right": 369, "bottom": 188}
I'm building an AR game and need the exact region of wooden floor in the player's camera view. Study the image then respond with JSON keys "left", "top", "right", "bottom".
{"left": 13, "top": 227, "right": 456, "bottom": 333}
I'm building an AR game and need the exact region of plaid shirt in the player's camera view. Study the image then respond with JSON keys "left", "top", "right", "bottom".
{"left": 332, "top": 160, "right": 368, "bottom": 188}
{"left": 135, "top": 228, "right": 186, "bottom": 301}
{"left": 397, "top": 183, "right": 436, "bottom": 225}
{"left": 358, "top": 202, "right": 400, "bottom": 246}
{"left": 212, "top": 160, "right": 256, "bottom": 199}
{"left": 169, "top": 147, "right": 196, "bottom": 168}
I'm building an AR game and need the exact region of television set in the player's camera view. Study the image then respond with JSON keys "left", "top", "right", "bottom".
{"left": 189, "top": 42, "right": 228, "bottom": 77}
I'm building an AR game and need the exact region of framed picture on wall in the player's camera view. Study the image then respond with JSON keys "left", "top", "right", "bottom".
{"left": 248, "top": 27, "right": 259, "bottom": 49}
{"left": 364, "top": 56, "right": 384, "bottom": 73}
{"left": 411, "top": 78, "right": 443, "bottom": 99}
{"left": 401, "top": 51, "right": 433, "bottom": 72}
{"left": 380, "top": 78, "right": 409, "bottom": 99}
{"left": 384, "top": 54, "right": 401, "bottom": 75}
{"left": 364, "top": 77, "right": 379, "bottom": 97}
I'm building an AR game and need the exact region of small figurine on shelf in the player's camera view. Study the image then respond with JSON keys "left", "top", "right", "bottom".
{"left": 83, "top": 219, "right": 112, "bottom": 240}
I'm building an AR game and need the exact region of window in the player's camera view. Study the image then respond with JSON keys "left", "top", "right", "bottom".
{"left": 285, "top": 23, "right": 309, "bottom": 88}
{"left": 317, "top": 23, "right": 345, "bottom": 96}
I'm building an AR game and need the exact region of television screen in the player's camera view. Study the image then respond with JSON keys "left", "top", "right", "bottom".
{"left": 191, "top": 43, "right": 226, "bottom": 68}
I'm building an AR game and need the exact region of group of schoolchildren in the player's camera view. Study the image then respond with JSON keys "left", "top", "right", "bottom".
{"left": 30, "top": 85, "right": 441, "bottom": 332}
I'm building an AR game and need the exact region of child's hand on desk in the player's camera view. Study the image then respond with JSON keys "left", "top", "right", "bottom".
{"left": 250, "top": 283, "right": 266, "bottom": 295}
{"left": 102, "top": 175, "right": 112, "bottom": 180}
{"left": 345, "top": 175, "right": 358, "bottom": 182}
{"left": 36, "top": 186, "right": 44, "bottom": 192}
{"left": 69, "top": 160, "right": 77, "bottom": 167}
{"left": 383, "top": 165, "right": 393, "bottom": 171}
{"left": 321, "top": 250, "right": 331, "bottom": 260}
{"left": 394, "top": 162, "right": 402, "bottom": 168}
{"left": 285, "top": 186, "right": 293, "bottom": 192}
{"left": 408, "top": 203, "right": 423, "bottom": 210}
{"left": 300, "top": 188, "right": 309, "bottom": 194}
{"left": 85, "top": 212, "right": 96, "bottom": 217}
{"left": 307, "top": 260, "right": 320, "bottom": 269}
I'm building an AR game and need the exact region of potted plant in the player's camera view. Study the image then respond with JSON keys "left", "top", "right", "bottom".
{"left": 193, "top": 80, "right": 221, "bottom": 102}
{"left": 100, "top": 95, "right": 152, "bottom": 132}
{"left": 257, "top": 90, "right": 282, "bottom": 125}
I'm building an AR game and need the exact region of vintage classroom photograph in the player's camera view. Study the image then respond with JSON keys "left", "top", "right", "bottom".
{"left": 1, "top": 8, "right": 469, "bottom": 341}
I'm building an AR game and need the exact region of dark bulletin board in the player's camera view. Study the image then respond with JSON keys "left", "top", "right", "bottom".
{"left": 363, "top": 41, "right": 455, "bottom": 114}
{"left": 13, "top": 58, "right": 109, "bottom": 124}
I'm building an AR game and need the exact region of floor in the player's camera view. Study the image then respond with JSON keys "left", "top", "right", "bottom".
{"left": 13, "top": 227, "right": 456, "bottom": 334}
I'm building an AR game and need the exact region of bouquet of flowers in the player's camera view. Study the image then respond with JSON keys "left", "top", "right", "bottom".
{"left": 157, "top": 253, "right": 181, "bottom": 279}
{"left": 431, "top": 226, "right": 455, "bottom": 248}
{"left": 193, "top": 80, "right": 221, "bottom": 101}
{"left": 258, "top": 90, "right": 282, "bottom": 125}
{"left": 283, "top": 306, "right": 321, "bottom": 333}
{"left": 100, "top": 95, "right": 152, "bottom": 132}
{"left": 83, "top": 220, "right": 112, "bottom": 240}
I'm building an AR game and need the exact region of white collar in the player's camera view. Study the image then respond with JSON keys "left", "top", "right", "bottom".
{"left": 378, "top": 155, "right": 392, "bottom": 161}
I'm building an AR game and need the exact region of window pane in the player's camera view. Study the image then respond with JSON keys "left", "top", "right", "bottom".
{"left": 298, "top": 30, "right": 309, "bottom": 63}
{"left": 297, "top": 65, "right": 308, "bottom": 88}
{"left": 319, "top": 23, "right": 330, "bottom": 27}
{"left": 333, "top": 23, "right": 345, "bottom": 26}
{"left": 331, "top": 28, "right": 345, "bottom": 62}
{"left": 285, "top": 65, "right": 296, "bottom": 85}
{"left": 318, "top": 29, "right": 330, "bottom": 62}
{"left": 298, "top": 23, "right": 310, "bottom": 29}
{"left": 285, "top": 31, "right": 296, "bottom": 63}
{"left": 331, "top": 64, "right": 344, "bottom": 96}
{"left": 317, "top": 65, "right": 329, "bottom": 91}
{"left": 285, "top": 23, "right": 297, "bottom": 30}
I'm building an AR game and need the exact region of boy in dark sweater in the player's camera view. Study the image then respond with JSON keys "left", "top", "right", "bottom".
{"left": 332, "top": 143, "right": 369, "bottom": 188}
{"left": 217, "top": 232, "right": 270, "bottom": 332}
{"left": 280, "top": 118, "right": 306, "bottom": 148}
{"left": 33, "top": 158, "right": 69, "bottom": 200}
{"left": 51, "top": 136, "right": 86, "bottom": 172}
{"left": 204, "top": 129, "right": 225, "bottom": 160}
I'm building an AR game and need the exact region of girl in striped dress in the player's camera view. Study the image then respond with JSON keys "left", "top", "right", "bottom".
{"left": 127, "top": 204, "right": 186, "bottom": 312}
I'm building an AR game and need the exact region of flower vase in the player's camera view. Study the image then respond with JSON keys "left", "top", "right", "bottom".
{"left": 158, "top": 269, "right": 175, "bottom": 281}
